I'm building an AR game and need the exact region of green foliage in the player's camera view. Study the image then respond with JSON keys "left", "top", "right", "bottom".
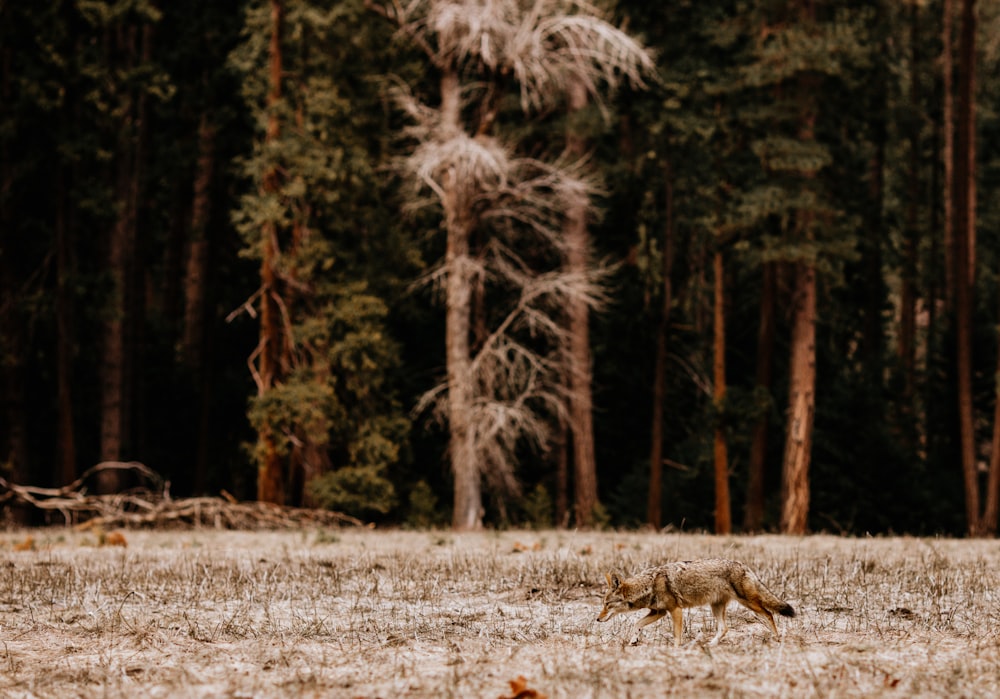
{"left": 590, "top": 502, "right": 612, "bottom": 531}
{"left": 404, "top": 480, "right": 447, "bottom": 529}
{"left": 520, "top": 484, "right": 553, "bottom": 530}
{"left": 3, "top": 0, "right": 998, "bottom": 536}
{"left": 306, "top": 465, "right": 396, "bottom": 518}
{"left": 232, "top": 0, "right": 415, "bottom": 506}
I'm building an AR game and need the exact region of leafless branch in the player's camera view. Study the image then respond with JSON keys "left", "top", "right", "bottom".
{"left": 226, "top": 288, "right": 263, "bottom": 323}
{"left": 386, "top": 0, "right": 652, "bottom": 505}
{"left": 377, "top": 0, "right": 654, "bottom": 115}
{"left": 0, "top": 463, "right": 366, "bottom": 529}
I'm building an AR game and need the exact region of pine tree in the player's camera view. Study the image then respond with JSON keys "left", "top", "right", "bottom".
{"left": 232, "top": 0, "right": 410, "bottom": 510}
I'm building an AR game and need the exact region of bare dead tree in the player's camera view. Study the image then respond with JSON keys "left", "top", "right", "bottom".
{"left": 373, "top": 0, "right": 653, "bottom": 529}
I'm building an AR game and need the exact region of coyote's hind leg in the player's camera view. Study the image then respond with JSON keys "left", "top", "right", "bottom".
{"left": 708, "top": 602, "right": 729, "bottom": 645}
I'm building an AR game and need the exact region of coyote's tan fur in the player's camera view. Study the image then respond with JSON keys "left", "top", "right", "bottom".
{"left": 596, "top": 558, "right": 795, "bottom": 646}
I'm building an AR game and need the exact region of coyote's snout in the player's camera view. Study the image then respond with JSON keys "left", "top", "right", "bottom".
{"left": 596, "top": 558, "right": 795, "bottom": 646}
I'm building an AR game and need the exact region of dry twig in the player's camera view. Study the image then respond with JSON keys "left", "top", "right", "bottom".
{"left": 0, "top": 462, "right": 366, "bottom": 530}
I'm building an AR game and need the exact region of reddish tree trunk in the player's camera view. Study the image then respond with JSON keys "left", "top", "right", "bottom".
{"left": 780, "top": 4, "right": 819, "bottom": 535}
{"left": 953, "top": 0, "right": 979, "bottom": 535}
{"left": 712, "top": 250, "right": 731, "bottom": 534}
{"left": 780, "top": 260, "right": 816, "bottom": 535}
{"left": 951, "top": 0, "right": 976, "bottom": 534}
{"left": 257, "top": 0, "right": 285, "bottom": 505}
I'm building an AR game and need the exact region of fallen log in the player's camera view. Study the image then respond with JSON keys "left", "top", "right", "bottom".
{"left": 0, "top": 462, "right": 367, "bottom": 529}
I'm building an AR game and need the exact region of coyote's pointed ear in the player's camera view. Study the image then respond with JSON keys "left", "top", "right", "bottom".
{"left": 608, "top": 571, "right": 622, "bottom": 589}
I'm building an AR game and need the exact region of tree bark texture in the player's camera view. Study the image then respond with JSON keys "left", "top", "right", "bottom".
{"left": 953, "top": 0, "right": 978, "bottom": 535}
{"left": 712, "top": 249, "right": 731, "bottom": 534}
{"left": 444, "top": 184, "right": 480, "bottom": 530}
{"left": 439, "top": 68, "right": 482, "bottom": 530}
{"left": 780, "top": 7, "right": 818, "bottom": 534}
{"left": 780, "top": 260, "right": 816, "bottom": 535}
{"left": 647, "top": 160, "right": 675, "bottom": 529}
{"left": 257, "top": 0, "right": 285, "bottom": 505}
{"left": 564, "top": 78, "right": 599, "bottom": 527}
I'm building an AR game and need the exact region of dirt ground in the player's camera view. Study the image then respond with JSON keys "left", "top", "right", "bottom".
{"left": 0, "top": 528, "right": 997, "bottom": 698}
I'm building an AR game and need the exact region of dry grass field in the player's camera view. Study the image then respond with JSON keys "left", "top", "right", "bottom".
{"left": 0, "top": 528, "right": 997, "bottom": 698}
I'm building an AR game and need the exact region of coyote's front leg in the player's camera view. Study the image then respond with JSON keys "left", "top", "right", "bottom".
{"left": 629, "top": 609, "right": 665, "bottom": 645}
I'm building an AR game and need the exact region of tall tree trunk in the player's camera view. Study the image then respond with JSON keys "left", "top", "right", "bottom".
{"left": 899, "top": 0, "right": 920, "bottom": 405}
{"left": 925, "top": 70, "right": 943, "bottom": 464}
{"left": 712, "top": 249, "right": 731, "bottom": 534}
{"left": 99, "top": 158, "right": 132, "bottom": 490}
{"left": 780, "top": 3, "right": 819, "bottom": 535}
{"left": 257, "top": 0, "right": 285, "bottom": 504}
{"left": 780, "top": 259, "right": 816, "bottom": 534}
{"left": 162, "top": 186, "right": 188, "bottom": 344}
{"left": 564, "top": 78, "right": 598, "bottom": 527}
{"left": 647, "top": 160, "right": 675, "bottom": 529}
{"left": 953, "top": 0, "right": 978, "bottom": 535}
{"left": 862, "top": 66, "right": 886, "bottom": 369}
{"left": 444, "top": 183, "right": 479, "bottom": 530}
{"left": 185, "top": 113, "right": 217, "bottom": 494}
{"left": 129, "top": 23, "right": 153, "bottom": 475}
{"left": 182, "top": 114, "right": 215, "bottom": 370}
{"left": 952, "top": 0, "right": 976, "bottom": 528}
{"left": 97, "top": 21, "right": 152, "bottom": 493}
{"left": 744, "top": 262, "right": 775, "bottom": 531}
{"left": 962, "top": 3, "right": 975, "bottom": 289}
{"left": 55, "top": 166, "right": 77, "bottom": 486}
{"left": 942, "top": 0, "right": 955, "bottom": 312}
{"left": 439, "top": 67, "right": 482, "bottom": 530}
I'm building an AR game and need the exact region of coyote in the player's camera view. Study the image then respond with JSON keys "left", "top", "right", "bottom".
{"left": 596, "top": 558, "right": 795, "bottom": 646}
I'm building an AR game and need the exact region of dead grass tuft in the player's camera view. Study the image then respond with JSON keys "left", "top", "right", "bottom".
{"left": 0, "top": 530, "right": 997, "bottom": 697}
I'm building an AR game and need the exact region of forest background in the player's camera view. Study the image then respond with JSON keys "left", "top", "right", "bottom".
{"left": 2, "top": 0, "right": 1000, "bottom": 537}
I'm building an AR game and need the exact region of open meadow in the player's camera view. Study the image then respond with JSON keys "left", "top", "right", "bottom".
{"left": 0, "top": 528, "right": 997, "bottom": 698}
